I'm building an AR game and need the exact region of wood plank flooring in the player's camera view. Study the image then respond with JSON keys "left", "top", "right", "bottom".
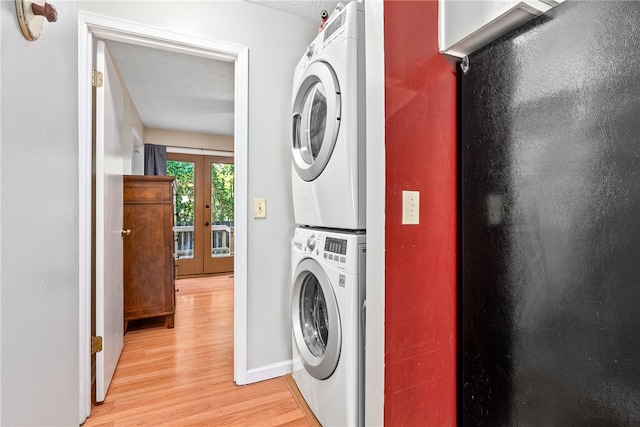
{"left": 83, "top": 275, "right": 319, "bottom": 427}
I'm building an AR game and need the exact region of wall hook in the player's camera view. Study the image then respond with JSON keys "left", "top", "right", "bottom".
{"left": 461, "top": 56, "right": 470, "bottom": 75}
{"left": 15, "top": 0, "right": 58, "bottom": 41}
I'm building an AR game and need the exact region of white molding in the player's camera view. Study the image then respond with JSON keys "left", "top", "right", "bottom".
{"left": 245, "top": 360, "right": 293, "bottom": 385}
{"left": 364, "top": 1, "right": 386, "bottom": 425}
{"left": 77, "top": 17, "right": 93, "bottom": 424}
{"left": 77, "top": 12, "right": 250, "bottom": 421}
{"left": 233, "top": 46, "right": 249, "bottom": 386}
{"left": 77, "top": 12, "right": 242, "bottom": 62}
{"left": 166, "top": 146, "right": 234, "bottom": 158}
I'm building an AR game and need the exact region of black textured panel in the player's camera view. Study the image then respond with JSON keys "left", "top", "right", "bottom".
{"left": 461, "top": 2, "right": 640, "bottom": 426}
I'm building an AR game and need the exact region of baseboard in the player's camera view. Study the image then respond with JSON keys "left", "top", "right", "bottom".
{"left": 245, "top": 359, "right": 292, "bottom": 384}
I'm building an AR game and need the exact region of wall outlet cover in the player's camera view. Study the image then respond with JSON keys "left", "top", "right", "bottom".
{"left": 402, "top": 190, "right": 420, "bottom": 225}
{"left": 254, "top": 198, "right": 267, "bottom": 218}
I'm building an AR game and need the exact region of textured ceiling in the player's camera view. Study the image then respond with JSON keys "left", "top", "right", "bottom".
{"left": 105, "top": 0, "right": 353, "bottom": 137}
{"left": 106, "top": 40, "right": 235, "bottom": 136}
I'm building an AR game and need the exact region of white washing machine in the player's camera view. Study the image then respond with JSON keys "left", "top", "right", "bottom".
{"left": 290, "top": 227, "right": 366, "bottom": 426}
{"left": 290, "top": 1, "right": 366, "bottom": 231}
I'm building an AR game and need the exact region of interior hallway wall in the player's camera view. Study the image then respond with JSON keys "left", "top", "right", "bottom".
{"left": 384, "top": 0, "right": 458, "bottom": 424}
{"left": 120, "top": 76, "right": 144, "bottom": 175}
{"left": 1, "top": 1, "right": 80, "bottom": 425}
{"left": 78, "top": 0, "right": 317, "bottom": 373}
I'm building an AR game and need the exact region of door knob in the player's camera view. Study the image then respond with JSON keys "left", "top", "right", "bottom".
{"left": 121, "top": 229, "right": 131, "bottom": 236}
{"left": 205, "top": 222, "right": 210, "bottom": 227}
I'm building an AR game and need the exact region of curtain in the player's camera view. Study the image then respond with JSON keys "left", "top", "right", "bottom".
{"left": 144, "top": 144, "right": 167, "bottom": 175}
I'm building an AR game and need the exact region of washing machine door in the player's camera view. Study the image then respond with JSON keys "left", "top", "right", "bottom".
{"left": 291, "top": 258, "right": 341, "bottom": 380}
{"left": 291, "top": 61, "right": 341, "bottom": 182}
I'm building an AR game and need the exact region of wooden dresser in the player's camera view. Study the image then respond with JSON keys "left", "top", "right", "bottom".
{"left": 123, "top": 175, "right": 176, "bottom": 331}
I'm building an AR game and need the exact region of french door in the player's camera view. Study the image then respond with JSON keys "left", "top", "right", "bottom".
{"left": 168, "top": 153, "right": 234, "bottom": 277}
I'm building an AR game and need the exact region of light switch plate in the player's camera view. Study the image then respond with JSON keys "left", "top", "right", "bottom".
{"left": 402, "top": 191, "right": 420, "bottom": 225}
{"left": 254, "top": 198, "right": 266, "bottom": 218}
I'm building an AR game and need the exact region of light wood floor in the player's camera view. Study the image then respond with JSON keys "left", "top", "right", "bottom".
{"left": 83, "top": 275, "right": 319, "bottom": 427}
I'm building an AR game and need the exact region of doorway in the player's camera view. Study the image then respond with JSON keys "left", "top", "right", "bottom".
{"left": 168, "top": 153, "right": 235, "bottom": 277}
{"left": 78, "top": 13, "right": 251, "bottom": 424}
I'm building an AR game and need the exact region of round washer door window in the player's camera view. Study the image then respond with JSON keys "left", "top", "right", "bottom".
{"left": 291, "top": 61, "right": 341, "bottom": 182}
{"left": 291, "top": 258, "right": 341, "bottom": 380}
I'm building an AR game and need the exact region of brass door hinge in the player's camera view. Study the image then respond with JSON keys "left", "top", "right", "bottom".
{"left": 91, "top": 336, "right": 103, "bottom": 354}
{"left": 92, "top": 69, "right": 103, "bottom": 88}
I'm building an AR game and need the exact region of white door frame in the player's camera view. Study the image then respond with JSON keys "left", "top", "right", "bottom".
{"left": 77, "top": 12, "right": 250, "bottom": 423}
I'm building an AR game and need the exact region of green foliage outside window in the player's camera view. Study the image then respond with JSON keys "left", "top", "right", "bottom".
{"left": 211, "top": 164, "right": 234, "bottom": 222}
{"left": 167, "top": 160, "right": 234, "bottom": 225}
{"left": 167, "top": 161, "right": 194, "bottom": 226}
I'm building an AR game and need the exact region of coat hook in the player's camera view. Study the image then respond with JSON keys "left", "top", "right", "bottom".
{"left": 15, "top": 0, "right": 57, "bottom": 41}
{"left": 31, "top": 2, "right": 57, "bottom": 23}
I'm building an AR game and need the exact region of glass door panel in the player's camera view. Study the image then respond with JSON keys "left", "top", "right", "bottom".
{"left": 167, "top": 154, "right": 203, "bottom": 276}
{"left": 300, "top": 273, "right": 328, "bottom": 357}
{"left": 204, "top": 156, "right": 234, "bottom": 274}
{"left": 168, "top": 153, "right": 233, "bottom": 277}
{"left": 169, "top": 160, "right": 194, "bottom": 259}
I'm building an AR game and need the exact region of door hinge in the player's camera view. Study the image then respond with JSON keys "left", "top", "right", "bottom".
{"left": 91, "top": 336, "right": 103, "bottom": 354}
{"left": 92, "top": 69, "right": 103, "bottom": 88}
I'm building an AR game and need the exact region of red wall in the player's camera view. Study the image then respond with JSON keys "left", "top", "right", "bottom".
{"left": 384, "top": 1, "right": 458, "bottom": 425}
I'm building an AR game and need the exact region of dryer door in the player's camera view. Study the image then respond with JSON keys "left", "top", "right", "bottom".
{"left": 291, "top": 61, "right": 341, "bottom": 182}
{"left": 291, "top": 258, "right": 341, "bottom": 380}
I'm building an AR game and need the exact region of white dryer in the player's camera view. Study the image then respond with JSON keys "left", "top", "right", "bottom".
{"left": 290, "top": 227, "right": 366, "bottom": 426}
{"left": 290, "top": 1, "right": 366, "bottom": 231}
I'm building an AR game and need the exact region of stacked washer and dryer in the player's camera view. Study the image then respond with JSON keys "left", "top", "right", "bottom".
{"left": 289, "top": 2, "right": 366, "bottom": 426}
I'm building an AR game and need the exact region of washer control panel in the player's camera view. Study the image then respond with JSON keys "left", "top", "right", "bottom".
{"left": 293, "top": 228, "right": 364, "bottom": 273}
{"left": 295, "top": 232, "right": 348, "bottom": 264}
{"left": 324, "top": 236, "right": 348, "bottom": 264}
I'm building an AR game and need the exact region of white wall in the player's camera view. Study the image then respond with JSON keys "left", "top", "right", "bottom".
{"left": 0, "top": 3, "right": 5, "bottom": 424}
{"left": 78, "top": 0, "right": 317, "bottom": 372}
{"left": 103, "top": 46, "right": 144, "bottom": 174}
{"left": 121, "top": 78, "right": 144, "bottom": 175}
{"left": 1, "top": 1, "right": 80, "bottom": 425}
{"left": 364, "top": 2, "right": 385, "bottom": 425}
{"left": 0, "top": 3, "right": 3, "bottom": 424}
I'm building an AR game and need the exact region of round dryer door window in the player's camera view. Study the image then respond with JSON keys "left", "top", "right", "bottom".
{"left": 291, "top": 61, "right": 341, "bottom": 182}
{"left": 291, "top": 258, "right": 341, "bottom": 380}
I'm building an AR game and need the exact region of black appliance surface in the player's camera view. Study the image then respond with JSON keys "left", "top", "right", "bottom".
{"left": 460, "top": 2, "right": 640, "bottom": 425}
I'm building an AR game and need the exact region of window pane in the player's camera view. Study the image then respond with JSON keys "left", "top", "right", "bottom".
{"left": 210, "top": 163, "right": 234, "bottom": 258}
{"left": 300, "top": 274, "right": 328, "bottom": 358}
{"left": 299, "top": 82, "right": 327, "bottom": 165}
{"left": 167, "top": 160, "right": 195, "bottom": 259}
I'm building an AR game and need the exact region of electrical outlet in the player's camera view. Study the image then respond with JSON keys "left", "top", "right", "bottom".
{"left": 402, "top": 191, "right": 420, "bottom": 225}
{"left": 254, "top": 198, "right": 266, "bottom": 218}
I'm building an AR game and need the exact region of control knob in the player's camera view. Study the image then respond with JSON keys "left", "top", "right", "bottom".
{"left": 306, "top": 44, "right": 315, "bottom": 59}
{"left": 306, "top": 235, "right": 316, "bottom": 251}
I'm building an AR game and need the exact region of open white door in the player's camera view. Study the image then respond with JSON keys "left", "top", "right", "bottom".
{"left": 95, "top": 39, "right": 125, "bottom": 403}
{"left": 80, "top": 18, "right": 251, "bottom": 420}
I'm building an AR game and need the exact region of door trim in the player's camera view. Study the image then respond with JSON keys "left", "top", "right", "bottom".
{"left": 78, "top": 12, "right": 250, "bottom": 423}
